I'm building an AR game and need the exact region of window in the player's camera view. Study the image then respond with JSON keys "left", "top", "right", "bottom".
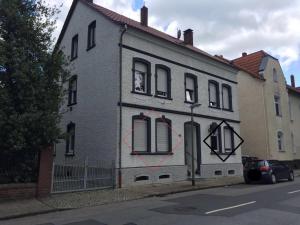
{"left": 132, "top": 58, "right": 151, "bottom": 95}
{"left": 274, "top": 95, "right": 281, "bottom": 116}
{"left": 87, "top": 21, "right": 96, "bottom": 50}
{"left": 273, "top": 68, "right": 278, "bottom": 82}
{"left": 222, "top": 84, "right": 232, "bottom": 111}
{"left": 210, "top": 123, "right": 222, "bottom": 153}
{"left": 185, "top": 74, "right": 198, "bottom": 103}
{"left": 68, "top": 75, "right": 77, "bottom": 105}
{"left": 156, "top": 117, "right": 172, "bottom": 153}
{"left": 132, "top": 114, "right": 151, "bottom": 153}
{"left": 209, "top": 80, "right": 220, "bottom": 108}
{"left": 71, "top": 34, "right": 78, "bottom": 60}
{"left": 224, "top": 126, "right": 234, "bottom": 153}
{"left": 277, "top": 131, "right": 284, "bottom": 151}
{"left": 155, "top": 65, "right": 171, "bottom": 99}
{"left": 66, "top": 123, "right": 75, "bottom": 155}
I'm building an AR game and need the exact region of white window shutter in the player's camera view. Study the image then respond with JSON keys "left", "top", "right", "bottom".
{"left": 210, "top": 83, "right": 217, "bottom": 103}
{"left": 223, "top": 87, "right": 229, "bottom": 109}
{"left": 134, "top": 119, "right": 147, "bottom": 152}
{"left": 135, "top": 62, "right": 147, "bottom": 73}
{"left": 157, "top": 121, "right": 169, "bottom": 152}
{"left": 186, "top": 77, "right": 194, "bottom": 90}
{"left": 224, "top": 127, "right": 232, "bottom": 151}
{"left": 157, "top": 68, "right": 167, "bottom": 92}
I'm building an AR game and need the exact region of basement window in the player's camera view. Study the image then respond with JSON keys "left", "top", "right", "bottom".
{"left": 215, "top": 170, "right": 222, "bottom": 176}
{"left": 159, "top": 174, "right": 170, "bottom": 179}
{"left": 135, "top": 175, "right": 149, "bottom": 182}
{"left": 228, "top": 170, "right": 235, "bottom": 175}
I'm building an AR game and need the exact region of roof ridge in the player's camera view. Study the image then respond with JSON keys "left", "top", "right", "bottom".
{"left": 233, "top": 50, "right": 265, "bottom": 61}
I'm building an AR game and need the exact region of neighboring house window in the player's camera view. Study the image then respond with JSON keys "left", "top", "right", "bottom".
{"left": 66, "top": 122, "right": 75, "bottom": 155}
{"left": 132, "top": 114, "right": 151, "bottom": 153}
{"left": 68, "top": 75, "right": 77, "bottom": 105}
{"left": 87, "top": 21, "right": 96, "bottom": 50}
{"left": 222, "top": 84, "right": 232, "bottom": 111}
{"left": 224, "top": 126, "right": 234, "bottom": 153}
{"left": 273, "top": 68, "right": 278, "bottom": 82}
{"left": 155, "top": 65, "right": 171, "bottom": 99}
{"left": 132, "top": 58, "right": 151, "bottom": 95}
{"left": 277, "top": 131, "right": 284, "bottom": 151}
{"left": 71, "top": 34, "right": 78, "bottom": 60}
{"left": 209, "top": 80, "right": 220, "bottom": 108}
{"left": 274, "top": 95, "right": 281, "bottom": 116}
{"left": 185, "top": 74, "right": 198, "bottom": 103}
{"left": 156, "top": 117, "right": 172, "bottom": 153}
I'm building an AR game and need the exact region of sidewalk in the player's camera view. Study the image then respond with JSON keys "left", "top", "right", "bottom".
{"left": 1, "top": 171, "right": 300, "bottom": 220}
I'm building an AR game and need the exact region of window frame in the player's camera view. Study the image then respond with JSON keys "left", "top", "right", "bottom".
{"left": 87, "top": 20, "right": 96, "bottom": 50}
{"left": 132, "top": 58, "right": 152, "bottom": 96}
{"left": 132, "top": 114, "right": 151, "bottom": 154}
{"left": 223, "top": 126, "right": 234, "bottom": 153}
{"left": 155, "top": 64, "right": 172, "bottom": 100}
{"left": 66, "top": 122, "right": 76, "bottom": 156}
{"left": 71, "top": 34, "right": 78, "bottom": 60}
{"left": 184, "top": 73, "right": 198, "bottom": 104}
{"left": 68, "top": 75, "right": 77, "bottom": 106}
{"left": 155, "top": 117, "right": 172, "bottom": 153}
{"left": 208, "top": 80, "right": 220, "bottom": 109}
{"left": 222, "top": 84, "right": 233, "bottom": 111}
{"left": 273, "top": 68, "right": 278, "bottom": 82}
{"left": 274, "top": 95, "right": 281, "bottom": 116}
{"left": 210, "top": 126, "right": 222, "bottom": 154}
{"left": 277, "top": 131, "right": 284, "bottom": 152}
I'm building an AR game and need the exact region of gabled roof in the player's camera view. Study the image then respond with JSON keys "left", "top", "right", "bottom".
{"left": 287, "top": 85, "right": 300, "bottom": 95}
{"left": 56, "top": 0, "right": 235, "bottom": 69}
{"left": 232, "top": 50, "right": 270, "bottom": 80}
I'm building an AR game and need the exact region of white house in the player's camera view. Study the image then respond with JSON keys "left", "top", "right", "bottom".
{"left": 55, "top": 0, "right": 243, "bottom": 187}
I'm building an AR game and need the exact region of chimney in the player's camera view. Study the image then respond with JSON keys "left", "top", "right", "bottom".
{"left": 291, "top": 74, "right": 295, "bottom": 87}
{"left": 140, "top": 6, "right": 148, "bottom": 26}
{"left": 183, "top": 29, "right": 193, "bottom": 45}
{"left": 242, "top": 52, "right": 247, "bottom": 57}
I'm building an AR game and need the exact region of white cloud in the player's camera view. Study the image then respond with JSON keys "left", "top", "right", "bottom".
{"left": 53, "top": 0, "right": 300, "bottom": 76}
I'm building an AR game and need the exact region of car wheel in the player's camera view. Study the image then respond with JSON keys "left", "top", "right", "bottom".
{"left": 288, "top": 172, "right": 294, "bottom": 181}
{"left": 270, "top": 174, "right": 277, "bottom": 184}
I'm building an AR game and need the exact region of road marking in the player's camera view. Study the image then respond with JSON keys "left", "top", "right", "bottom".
{"left": 288, "top": 189, "right": 300, "bottom": 194}
{"left": 205, "top": 201, "right": 256, "bottom": 215}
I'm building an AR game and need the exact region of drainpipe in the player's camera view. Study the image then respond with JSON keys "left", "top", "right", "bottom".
{"left": 118, "top": 24, "right": 127, "bottom": 188}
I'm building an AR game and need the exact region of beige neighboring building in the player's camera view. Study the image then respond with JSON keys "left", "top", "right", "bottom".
{"left": 232, "top": 51, "right": 294, "bottom": 161}
{"left": 287, "top": 79, "right": 300, "bottom": 163}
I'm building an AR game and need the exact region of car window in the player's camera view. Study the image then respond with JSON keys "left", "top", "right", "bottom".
{"left": 245, "top": 161, "right": 265, "bottom": 168}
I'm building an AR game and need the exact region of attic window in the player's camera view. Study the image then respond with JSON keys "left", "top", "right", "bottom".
{"left": 87, "top": 21, "right": 96, "bottom": 50}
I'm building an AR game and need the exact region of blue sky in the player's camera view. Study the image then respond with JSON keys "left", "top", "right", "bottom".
{"left": 53, "top": 0, "right": 300, "bottom": 87}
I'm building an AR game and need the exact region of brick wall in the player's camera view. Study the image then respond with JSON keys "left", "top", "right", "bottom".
{"left": 36, "top": 146, "right": 53, "bottom": 198}
{"left": 0, "top": 183, "right": 36, "bottom": 201}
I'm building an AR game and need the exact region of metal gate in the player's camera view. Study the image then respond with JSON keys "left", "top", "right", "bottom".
{"left": 52, "top": 158, "right": 115, "bottom": 193}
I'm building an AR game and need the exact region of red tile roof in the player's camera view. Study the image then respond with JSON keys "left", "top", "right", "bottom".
{"left": 287, "top": 85, "right": 300, "bottom": 95}
{"left": 56, "top": 0, "right": 234, "bottom": 68}
{"left": 232, "top": 50, "right": 268, "bottom": 80}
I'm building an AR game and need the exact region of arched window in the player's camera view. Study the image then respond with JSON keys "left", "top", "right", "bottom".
{"left": 155, "top": 117, "right": 172, "bottom": 153}
{"left": 209, "top": 80, "right": 220, "bottom": 108}
{"left": 155, "top": 65, "right": 171, "bottom": 99}
{"left": 132, "top": 114, "right": 151, "bottom": 153}
{"left": 277, "top": 131, "right": 284, "bottom": 151}
{"left": 132, "top": 58, "right": 151, "bottom": 95}
{"left": 185, "top": 73, "right": 198, "bottom": 103}
{"left": 273, "top": 68, "right": 278, "bottom": 82}
{"left": 222, "top": 84, "right": 232, "bottom": 111}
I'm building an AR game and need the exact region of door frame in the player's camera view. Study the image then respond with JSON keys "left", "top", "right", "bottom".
{"left": 184, "top": 121, "right": 201, "bottom": 175}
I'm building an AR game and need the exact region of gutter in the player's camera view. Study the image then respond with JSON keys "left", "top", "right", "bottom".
{"left": 118, "top": 24, "right": 127, "bottom": 188}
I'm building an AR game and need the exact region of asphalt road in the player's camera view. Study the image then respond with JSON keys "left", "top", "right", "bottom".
{"left": 3, "top": 177, "right": 300, "bottom": 225}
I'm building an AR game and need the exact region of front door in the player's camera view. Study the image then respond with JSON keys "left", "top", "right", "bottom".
{"left": 184, "top": 122, "right": 201, "bottom": 175}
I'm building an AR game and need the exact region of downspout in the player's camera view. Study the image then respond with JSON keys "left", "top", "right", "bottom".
{"left": 118, "top": 24, "right": 127, "bottom": 188}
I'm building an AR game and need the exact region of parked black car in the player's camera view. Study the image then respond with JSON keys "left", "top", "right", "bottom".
{"left": 242, "top": 155, "right": 258, "bottom": 166}
{"left": 243, "top": 160, "right": 294, "bottom": 184}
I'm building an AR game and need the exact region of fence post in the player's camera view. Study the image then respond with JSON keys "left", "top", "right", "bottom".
{"left": 83, "top": 157, "right": 88, "bottom": 189}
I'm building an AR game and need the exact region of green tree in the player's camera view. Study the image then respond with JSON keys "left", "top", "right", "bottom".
{"left": 0, "top": 0, "right": 69, "bottom": 178}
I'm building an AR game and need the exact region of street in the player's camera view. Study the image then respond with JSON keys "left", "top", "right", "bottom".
{"left": 2, "top": 178, "right": 300, "bottom": 225}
